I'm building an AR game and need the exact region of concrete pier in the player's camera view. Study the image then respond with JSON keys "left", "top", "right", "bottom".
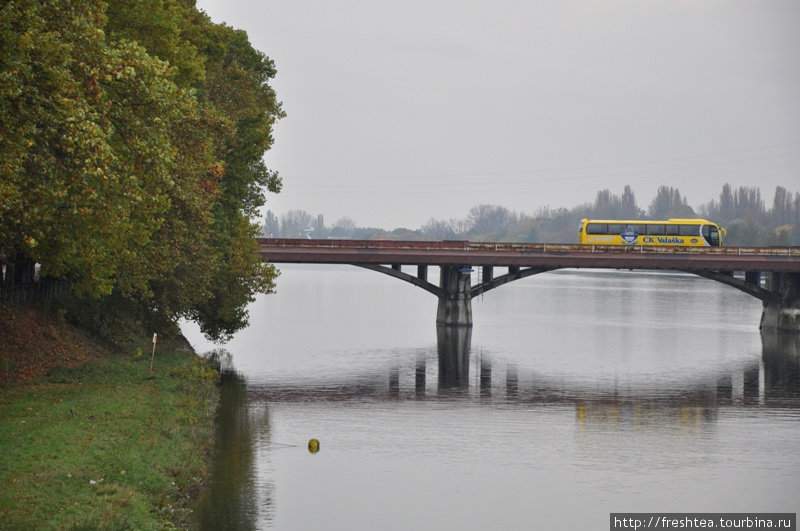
{"left": 435, "top": 265, "right": 473, "bottom": 327}
{"left": 760, "top": 272, "right": 800, "bottom": 332}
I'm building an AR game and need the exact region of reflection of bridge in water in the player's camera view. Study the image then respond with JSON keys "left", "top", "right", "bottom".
{"left": 201, "top": 332, "right": 800, "bottom": 529}
{"left": 247, "top": 329, "right": 800, "bottom": 417}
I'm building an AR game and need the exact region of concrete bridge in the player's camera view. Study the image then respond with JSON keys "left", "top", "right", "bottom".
{"left": 257, "top": 238, "right": 800, "bottom": 331}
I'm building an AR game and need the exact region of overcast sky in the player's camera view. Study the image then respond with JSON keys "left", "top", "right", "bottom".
{"left": 196, "top": 0, "right": 800, "bottom": 230}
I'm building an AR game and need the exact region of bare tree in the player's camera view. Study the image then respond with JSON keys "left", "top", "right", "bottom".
{"left": 467, "top": 204, "right": 518, "bottom": 237}
{"left": 281, "top": 210, "right": 315, "bottom": 238}
{"left": 420, "top": 218, "right": 457, "bottom": 240}
{"left": 330, "top": 217, "right": 356, "bottom": 238}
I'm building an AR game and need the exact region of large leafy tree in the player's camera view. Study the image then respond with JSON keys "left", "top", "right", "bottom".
{"left": 1, "top": 0, "right": 180, "bottom": 296}
{"left": 0, "top": 0, "right": 284, "bottom": 340}
{"left": 194, "top": 19, "right": 284, "bottom": 339}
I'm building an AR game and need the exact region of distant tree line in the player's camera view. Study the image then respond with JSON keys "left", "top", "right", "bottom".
{"left": 1, "top": 1, "right": 284, "bottom": 340}
{"left": 699, "top": 184, "right": 799, "bottom": 246}
{"left": 265, "top": 184, "right": 800, "bottom": 246}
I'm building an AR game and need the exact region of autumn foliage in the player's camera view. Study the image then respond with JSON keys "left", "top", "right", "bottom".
{"left": 0, "top": 0, "right": 284, "bottom": 340}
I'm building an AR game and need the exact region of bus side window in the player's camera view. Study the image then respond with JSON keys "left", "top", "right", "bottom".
{"left": 608, "top": 224, "right": 624, "bottom": 234}
{"left": 646, "top": 225, "right": 665, "bottom": 235}
{"left": 587, "top": 223, "right": 607, "bottom": 235}
{"left": 679, "top": 225, "right": 698, "bottom": 236}
{"left": 666, "top": 224, "right": 680, "bottom": 235}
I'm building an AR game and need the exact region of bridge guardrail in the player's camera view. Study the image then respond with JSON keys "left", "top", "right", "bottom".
{"left": 257, "top": 238, "right": 800, "bottom": 257}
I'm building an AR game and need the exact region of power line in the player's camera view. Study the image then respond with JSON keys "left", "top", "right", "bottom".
{"left": 277, "top": 141, "right": 800, "bottom": 189}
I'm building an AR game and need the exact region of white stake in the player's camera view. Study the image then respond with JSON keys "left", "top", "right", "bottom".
{"left": 149, "top": 333, "right": 158, "bottom": 375}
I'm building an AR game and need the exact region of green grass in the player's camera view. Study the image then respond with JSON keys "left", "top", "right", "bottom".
{"left": 0, "top": 337, "right": 219, "bottom": 530}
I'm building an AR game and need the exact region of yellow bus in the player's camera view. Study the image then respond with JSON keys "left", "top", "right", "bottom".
{"left": 578, "top": 218, "right": 726, "bottom": 247}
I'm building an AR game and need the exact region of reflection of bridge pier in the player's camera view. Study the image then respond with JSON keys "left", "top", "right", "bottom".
{"left": 743, "top": 364, "right": 761, "bottom": 403}
{"left": 712, "top": 331, "right": 800, "bottom": 403}
{"left": 432, "top": 326, "right": 494, "bottom": 396}
{"left": 429, "top": 329, "right": 798, "bottom": 403}
{"left": 506, "top": 365, "right": 518, "bottom": 397}
{"left": 437, "top": 326, "right": 471, "bottom": 391}
{"left": 761, "top": 331, "right": 800, "bottom": 401}
{"left": 480, "top": 355, "right": 492, "bottom": 397}
{"left": 416, "top": 351, "right": 426, "bottom": 396}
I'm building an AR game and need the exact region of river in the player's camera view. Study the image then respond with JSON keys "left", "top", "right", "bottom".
{"left": 181, "top": 264, "right": 800, "bottom": 530}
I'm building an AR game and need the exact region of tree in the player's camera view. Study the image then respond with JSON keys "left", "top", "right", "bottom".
{"left": 592, "top": 189, "right": 615, "bottom": 218}
{"left": 0, "top": 0, "right": 284, "bottom": 341}
{"left": 420, "top": 218, "right": 457, "bottom": 240}
{"left": 506, "top": 217, "right": 540, "bottom": 243}
{"left": 280, "top": 210, "right": 315, "bottom": 238}
{"left": 771, "top": 186, "right": 792, "bottom": 227}
{"left": 331, "top": 217, "right": 357, "bottom": 238}
{"left": 590, "top": 186, "right": 643, "bottom": 219}
{"left": 0, "top": 0, "right": 184, "bottom": 297}
{"left": 263, "top": 211, "right": 280, "bottom": 237}
{"left": 719, "top": 183, "right": 735, "bottom": 221}
{"left": 535, "top": 205, "right": 589, "bottom": 243}
{"left": 647, "top": 186, "right": 695, "bottom": 219}
{"left": 178, "top": 10, "right": 284, "bottom": 340}
{"left": 467, "top": 204, "right": 518, "bottom": 239}
{"left": 619, "top": 185, "right": 645, "bottom": 219}
{"left": 733, "top": 186, "right": 764, "bottom": 222}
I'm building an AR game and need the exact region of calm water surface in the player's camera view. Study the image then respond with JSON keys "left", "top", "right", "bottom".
{"left": 182, "top": 265, "right": 800, "bottom": 530}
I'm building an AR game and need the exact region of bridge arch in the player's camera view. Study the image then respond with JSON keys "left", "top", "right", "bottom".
{"left": 355, "top": 264, "right": 443, "bottom": 298}
{"left": 471, "top": 266, "right": 556, "bottom": 298}
{"left": 355, "top": 264, "right": 560, "bottom": 301}
{"left": 354, "top": 263, "right": 792, "bottom": 329}
{"left": 356, "top": 263, "right": 777, "bottom": 303}
{"left": 690, "top": 270, "right": 778, "bottom": 303}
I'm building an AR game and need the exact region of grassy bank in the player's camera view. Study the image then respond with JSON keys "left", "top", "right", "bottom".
{"left": 0, "top": 306, "right": 219, "bottom": 529}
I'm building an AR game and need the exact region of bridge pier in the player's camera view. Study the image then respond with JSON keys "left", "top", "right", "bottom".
{"left": 436, "top": 265, "right": 473, "bottom": 327}
{"left": 760, "top": 272, "right": 800, "bottom": 332}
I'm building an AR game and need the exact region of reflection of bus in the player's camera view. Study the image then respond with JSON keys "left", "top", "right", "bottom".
{"left": 578, "top": 218, "right": 726, "bottom": 247}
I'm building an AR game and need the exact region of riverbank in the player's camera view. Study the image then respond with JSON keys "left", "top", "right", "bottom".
{"left": 0, "top": 305, "right": 219, "bottom": 529}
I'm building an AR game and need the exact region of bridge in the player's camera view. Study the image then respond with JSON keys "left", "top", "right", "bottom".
{"left": 257, "top": 238, "right": 800, "bottom": 331}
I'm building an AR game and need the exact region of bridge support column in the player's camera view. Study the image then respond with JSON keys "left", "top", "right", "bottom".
{"left": 760, "top": 272, "right": 800, "bottom": 332}
{"left": 436, "top": 265, "right": 473, "bottom": 327}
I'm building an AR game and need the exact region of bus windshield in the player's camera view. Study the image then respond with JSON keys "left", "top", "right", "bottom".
{"left": 702, "top": 225, "right": 720, "bottom": 246}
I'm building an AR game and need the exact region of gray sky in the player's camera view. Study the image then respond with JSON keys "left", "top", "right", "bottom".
{"left": 197, "top": 0, "right": 800, "bottom": 230}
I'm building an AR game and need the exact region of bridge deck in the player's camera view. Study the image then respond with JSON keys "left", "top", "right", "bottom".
{"left": 257, "top": 238, "right": 800, "bottom": 272}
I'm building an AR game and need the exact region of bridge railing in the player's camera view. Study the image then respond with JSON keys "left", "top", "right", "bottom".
{"left": 257, "top": 238, "right": 473, "bottom": 251}
{"left": 257, "top": 238, "right": 800, "bottom": 257}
